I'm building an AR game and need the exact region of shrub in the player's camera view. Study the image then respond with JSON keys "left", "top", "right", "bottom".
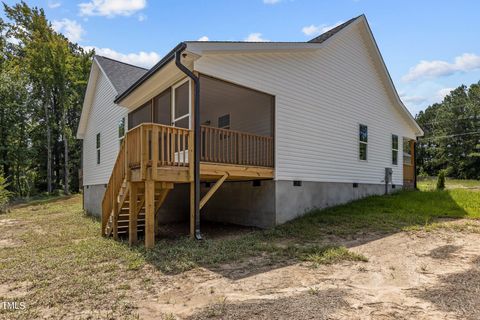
{"left": 0, "top": 175, "right": 11, "bottom": 213}
{"left": 436, "top": 170, "right": 446, "bottom": 190}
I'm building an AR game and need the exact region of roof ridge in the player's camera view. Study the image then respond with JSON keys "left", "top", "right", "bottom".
{"left": 308, "top": 14, "right": 364, "bottom": 43}
{"left": 95, "top": 55, "right": 149, "bottom": 71}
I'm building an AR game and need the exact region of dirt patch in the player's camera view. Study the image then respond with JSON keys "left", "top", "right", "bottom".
{"left": 0, "top": 238, "right": 23, "bottom": 249}
{"left": 188, "top": 289, "right": 349, "bottom": 320}
{"left": 136, "top": 221, "right": 480, "bottom": 319}
{"left": 0, "top": 282, "right": 31, "bottom": 299}
{"left": 413, "top": 257, "right": 480, "bottom": 320}
{"left": 0, "top": 219, "right": 22, "bottom": 227}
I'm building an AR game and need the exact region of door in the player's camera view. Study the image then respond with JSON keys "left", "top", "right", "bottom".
{"left": 172, "top": 78, "right": 190, "bottom": 129}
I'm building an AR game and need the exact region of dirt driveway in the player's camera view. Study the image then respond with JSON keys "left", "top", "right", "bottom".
{"left": 137, "top": 225, "right": 480, "bottom": 319}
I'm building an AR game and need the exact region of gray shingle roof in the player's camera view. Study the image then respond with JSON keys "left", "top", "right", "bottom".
{"left": 308, "top": 15, "right": 362, "bottom": 44}
{"left": 94, "top": 55, "right": 148, "bottom": 94}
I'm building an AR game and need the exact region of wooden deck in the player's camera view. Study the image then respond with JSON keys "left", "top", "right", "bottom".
{"left": 102, "top": 123, "right": 274, "bottom": 247}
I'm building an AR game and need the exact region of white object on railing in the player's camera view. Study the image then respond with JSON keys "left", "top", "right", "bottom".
{"left": 174, "top": 150, "right": 189, "bottom": 164}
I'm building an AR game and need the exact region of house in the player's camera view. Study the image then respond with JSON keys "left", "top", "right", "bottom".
{"left": 76, "top": 15, "right": 423, "bottom": 248}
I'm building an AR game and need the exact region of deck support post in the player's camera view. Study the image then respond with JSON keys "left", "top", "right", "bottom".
{"left": 128, "top": 182, "right": 138, "bottom": 246}
{"left": 144, "top": 180, "right": 155, "bottom": 248}
{"left": 112, "top": 183, "right": 118, "bottom": 240}
{"left": 189, "top": 182, "right": 195, "bottom": 238}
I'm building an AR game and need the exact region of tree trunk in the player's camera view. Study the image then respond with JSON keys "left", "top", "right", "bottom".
{"left": 44, "top": 101, "right": 52, "bottom": 194}
{"left": 62, "top": 108, "right": 69, "bottom": 195}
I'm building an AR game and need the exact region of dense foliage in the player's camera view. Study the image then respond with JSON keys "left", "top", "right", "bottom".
{"left": 0, "top": 2, "right": 92, "bottom": 198}
{"left": 0, "top": 174, "right": 11, "bottom": 212}
{"left": 416, "top": 82, "right": 480, "bottom": 179}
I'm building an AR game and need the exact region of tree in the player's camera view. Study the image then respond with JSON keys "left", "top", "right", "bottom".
{"left": 416, "top": 82, "right": 480, "bottom": 180}
{"left": 1, "top": 1, "right": 92, "bottom": 196}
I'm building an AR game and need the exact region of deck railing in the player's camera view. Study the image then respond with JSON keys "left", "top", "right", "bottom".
{"left": 200, "top": 126, "right": 274, "bottom": 167}
{"left": 102, "top": 123, "right": 274, "bottom": 233}
{"left": 101, "top": 139, "right": 126, "bottom": 234}
{"left": 126, "top": 123, "right": 274, "bottom": 172}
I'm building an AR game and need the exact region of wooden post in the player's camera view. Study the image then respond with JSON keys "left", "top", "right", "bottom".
{"left": 128, "top": 182, "right": 138, "bottom": 246}
{"left": 144, "top": 180, "right": 155, "bottom": 248}
{"left": 152, "top": 126, "right": 159, "bottom": 180}
{"left": 140, "top": 126, "right": 146, "bottom": 180}
{"left": 112, "top": 176, "right": 118, "bottom": 240}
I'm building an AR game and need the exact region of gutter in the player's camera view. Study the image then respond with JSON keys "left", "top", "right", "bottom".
{"left": 114, "top": 42, "right": 186, "bottom": 104}
{"left": 174, "top": 45, "right": 202, "bottom": 240}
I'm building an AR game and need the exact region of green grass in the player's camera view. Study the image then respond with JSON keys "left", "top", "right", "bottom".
{"left": 0, "top": 182, "right": 479, "bottom": 319}
{"left": 418, "top": 177, "right": 480, "bottom": 191}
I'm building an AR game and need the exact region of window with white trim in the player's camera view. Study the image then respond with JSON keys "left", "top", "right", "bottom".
{"left": 392, "top": 134, "right": 398, "bottom": 165}
{"left": 359, "top": 124, "right": 368, "bottom": 161}
{"left": 96, "top": 133, "right": 101, "bottom": 164}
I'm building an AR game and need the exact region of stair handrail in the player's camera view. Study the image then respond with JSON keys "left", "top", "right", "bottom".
{"left": 101, "top": 138, "right": 126, "bottom": 235}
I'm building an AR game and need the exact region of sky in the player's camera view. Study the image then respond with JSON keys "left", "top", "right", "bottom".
{"left": 2, "top": 0, "right": 480, "bottom": 116}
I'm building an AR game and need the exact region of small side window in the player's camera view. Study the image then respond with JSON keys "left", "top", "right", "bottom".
{"left": 392, "top": 134, "right": 398, "bottom": 165}
{"left": 359, "top": 124, "right": 368, "bottom": 161}
{"left": 96, "top": 133, "right": 101, "bottom": 164}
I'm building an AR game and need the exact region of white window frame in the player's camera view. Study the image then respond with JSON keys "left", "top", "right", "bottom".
{"left": 358, "top": 124, "right": 368, "bottom": 161}
{"left": 96, "top": 132, "right": 101, "bottom": 165}
{"left": 392, "top": 134, "right": 398, "bottom": 165}
{"left": 171, "top": 77, "right": 191, "bottom": 129}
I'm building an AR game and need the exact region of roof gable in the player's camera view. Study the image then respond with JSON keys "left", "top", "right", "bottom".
{"left": 308, "top": 16, "right": 360, "bottom": 44}
{"left": 94, "top": 55, "right": 148, "bottom": 94}
{"left": 77, "top": 56, "right": 147, "bottom": 138}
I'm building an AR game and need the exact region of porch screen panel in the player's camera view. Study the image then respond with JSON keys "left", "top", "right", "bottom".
{"left": 174, "top": 82, "right": 189, "bottom": 120}
{"left": 153, "top": 89, "right": 171, "bottom": 125}
{"left": 128, "top": 101, "right": 152, "bottom": 129}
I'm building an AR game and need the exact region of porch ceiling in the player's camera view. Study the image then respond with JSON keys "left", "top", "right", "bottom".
{"left": 116, "top": 59, "right": 192, "bottom": 111}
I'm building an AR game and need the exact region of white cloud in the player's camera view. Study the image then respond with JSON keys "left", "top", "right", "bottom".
{"left": 402, "top": 53, "right": 480, "bottom": 82}
{"left": 302, "top": 21, "right": 344, "bottom": 36}
{"left": 79, "top": 0, "right": 146, "bottom": 17}
{"left": 48, "top": 1, "right": 61, "bottom": 8}
{"left": 85, "top": 46, "right": 159, "bottom": 68}
{"left": 263, "top": 0, "right": 280, "bottom": 4}
{"left": 400, "top": 94, "right": 427, "bottom": 105}
{"left": 137, "top": 13, "right": 147, "bottom": 22}
{"left": 435, "top": 87, "right": 454, "bottom": 102}
{"left": 52, "top": 19, "right": 85, "bottom": 43}
{"left": 197, "top": 36, "right": 209, "bottom": 41}
{"left": 244, "top": 33, "right": 270, "bottom": 42}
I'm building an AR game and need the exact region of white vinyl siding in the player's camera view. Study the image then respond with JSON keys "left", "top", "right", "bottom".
{"left": 83, "top": 71, "right": 128, "bottom": 185}
{"left": 194, "top": 23, "right": 416, "bottom": 185}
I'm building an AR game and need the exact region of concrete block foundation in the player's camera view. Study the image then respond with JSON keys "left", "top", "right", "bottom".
{"left": 84, "top": 180, "right": 400, "bottom": 229}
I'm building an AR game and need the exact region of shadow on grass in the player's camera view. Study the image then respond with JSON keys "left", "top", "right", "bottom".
{"left": 133, "top": 189, "right": 478, "bottom": 278}
{"left": 186, "top": 288, "right": 349, "bottom": 320}
{"left": 10, "top": 194, "right": 79, "bottom": 209}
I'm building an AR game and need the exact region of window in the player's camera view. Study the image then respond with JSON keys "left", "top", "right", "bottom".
{"left": 118, "top": 117, "right": 125, "bottom": 145}
{"left": 96, "top": 133, "right": 101, "bottom": 164}
{"left": 218, "top": 114, "right": 230, "bottom": 129}
{"left": 392, "top": 134, "right": 398, "bottom": 165}
{"left": 359, "top": 124, "right": 368, "bottom": 161}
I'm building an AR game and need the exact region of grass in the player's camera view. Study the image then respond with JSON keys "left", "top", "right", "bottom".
{"left": 0, "top": 182, "right": 479, "bottom": 319}
{"left": 417, "top": 177, "right": 480, "bottom": 191}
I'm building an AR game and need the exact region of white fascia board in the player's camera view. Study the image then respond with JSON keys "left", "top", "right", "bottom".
{"left": 185, "top": 42, "right": 322, "bottom": 55}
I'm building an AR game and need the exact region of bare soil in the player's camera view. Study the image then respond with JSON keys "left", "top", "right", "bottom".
{"left": 136, "top": 224, "right": 480, "bottom": 319}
